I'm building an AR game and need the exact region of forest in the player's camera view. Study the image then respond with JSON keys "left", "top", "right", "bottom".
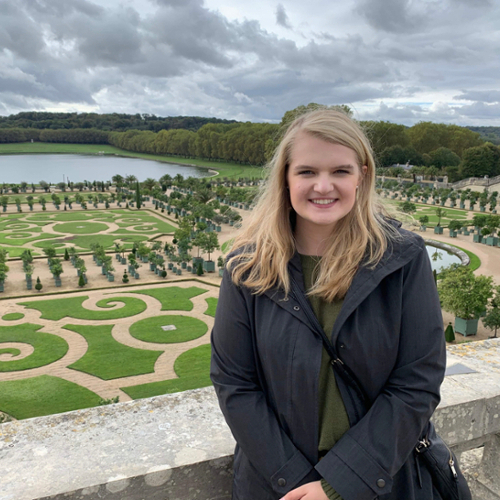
{"left": 0, "top": 112, "right": 236, "bottom": 132}
{"left": 0, "top": 106, "right": 499, "bottom": 181}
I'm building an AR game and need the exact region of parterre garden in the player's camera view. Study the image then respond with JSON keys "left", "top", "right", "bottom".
{"left": 0, "top": 209, "right": 176, "bottom": 257}
{"left": 0, "top": 205, "right": 228, "bottom": 422}
{"left": 0, "top": 285, "right": 219, "bottom": 420}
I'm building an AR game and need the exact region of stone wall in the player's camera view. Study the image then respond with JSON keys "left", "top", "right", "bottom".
{"left": 1, "top": 339, "right": 499, "bottom": 500}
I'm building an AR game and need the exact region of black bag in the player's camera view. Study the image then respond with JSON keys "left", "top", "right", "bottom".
{"left": 414, "top": 421, "right": 472, "bottom": 500}
{"left": 289, "top": 276, "right": 472, "bottom": 500}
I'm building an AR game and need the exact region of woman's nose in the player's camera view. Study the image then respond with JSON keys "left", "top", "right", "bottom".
{"left": 314, "top": 175, "right": 332, "bottom": 193}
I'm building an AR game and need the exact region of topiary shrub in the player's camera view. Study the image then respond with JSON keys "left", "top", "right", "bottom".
{"left": 197, "top": 262, "right": 203, "bottom": 276}
{"left": 122, "top": 271, "right": 129, "bottom": 283}
{"left": 35, "top": 276, "right": 43, "bottom": 292}
{"left": 78, "top": 274, "right": 85, "bottom": 287}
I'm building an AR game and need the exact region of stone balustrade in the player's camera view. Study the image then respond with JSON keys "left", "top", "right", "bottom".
{"left": 1, "top": 339, "right": 499, "bottom": 500}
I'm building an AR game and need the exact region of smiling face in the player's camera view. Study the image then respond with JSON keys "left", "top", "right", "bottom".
{"left": 286, "top": 132, "right": 366, "bottom": 244}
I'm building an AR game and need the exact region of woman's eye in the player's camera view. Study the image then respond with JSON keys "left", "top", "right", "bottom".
{"left": 298, "top": 170, "right": 314, "bottom": 175}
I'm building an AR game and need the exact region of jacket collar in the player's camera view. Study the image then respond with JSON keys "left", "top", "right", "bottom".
{"left": 265, "top": 228, "right": 423, "bottom": 341}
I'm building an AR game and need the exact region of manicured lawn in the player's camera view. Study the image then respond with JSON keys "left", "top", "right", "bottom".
{"left": 2, "top": 313, "right": 25, "bottom": 320}
{"left": 204, "top": 298, "right": 218, "bottom": 317}
{"left": 221, "top": 238, "right": 234, "bottom": 254}
{"left": 65, "top": 324, "right": 163, "bottom": 380}
{"left": 129, "top": 315, "right": 207, "bottom": 344}
{"left": 0, "top": 246, "right": 40, "bottom": 258}
{"left": 0, "top": 375, "right": 102, "bottom": 420}
{"left": 125, "top": 286, "right": 207, "bottom": 311}
{"left": 121, "top": 344, "right": 211, "bottom": 399}
{"left": 0, "top": 210, "right": 174, "bottom": 255}
{"left": 0, "top": 231, "right": 58, "bottom": 246}
{"left": 53, "top": 221, "right": 109, "bottom": 234}
{"left": 0, "top": 348, "right": 21, "bottom": 356}
{"left": 0, "top": 323, "right": 68, "bottom": 372}
{"left": 19, "top": 296, "right": 147, "bottom": 321}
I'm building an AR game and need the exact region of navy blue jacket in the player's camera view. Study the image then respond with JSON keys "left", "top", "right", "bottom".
{"left": 210, "top": 228, "right": 446, "bottom": 500}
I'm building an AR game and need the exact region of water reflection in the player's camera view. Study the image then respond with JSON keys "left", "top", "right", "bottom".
{"left": 425, "top": 244, "right": 461, "bottom": 272}
{"left": 0, "top": 154, "right": 210, "bottom": 183}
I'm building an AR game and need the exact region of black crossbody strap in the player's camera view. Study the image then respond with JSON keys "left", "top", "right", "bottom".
{"left": 289, "top": 275, "right": 369, "bottom": 409}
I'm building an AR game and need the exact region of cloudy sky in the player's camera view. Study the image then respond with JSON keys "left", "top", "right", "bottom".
{"left": 1, "top": 0, "right": 499, "bottom": 125}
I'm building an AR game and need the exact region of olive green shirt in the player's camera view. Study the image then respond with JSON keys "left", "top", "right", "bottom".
{"left": 300, "top": 255, "right": 350, "bottom": 500}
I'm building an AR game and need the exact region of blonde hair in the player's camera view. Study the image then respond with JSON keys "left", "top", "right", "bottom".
{"left": 228, "top": 108, "right": 398, "bottom": 301}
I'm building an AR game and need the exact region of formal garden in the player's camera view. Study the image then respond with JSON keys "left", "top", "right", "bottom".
{"left": 2, "top": 171, "right": 500, "bottom": 424}
{"left": 0, "top": 176, "right": 255, "bottom": 422}
{"left": 0, "top": 284, "right": 218, "bottom": 420}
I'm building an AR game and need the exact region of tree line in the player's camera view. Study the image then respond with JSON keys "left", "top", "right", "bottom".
{"left": 0, "top": 112, "right": 236, "bottom": 132}
{"left": 1, "top": 105, "right": 499, "bottom": 180}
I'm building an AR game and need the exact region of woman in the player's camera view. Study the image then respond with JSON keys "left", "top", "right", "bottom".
{"left": 210, "top": 109, "right": 446, "bottom": 500}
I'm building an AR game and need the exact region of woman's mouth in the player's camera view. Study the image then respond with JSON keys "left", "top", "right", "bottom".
{"left": 310, "top": 199, "right": 337, "bottom": 205}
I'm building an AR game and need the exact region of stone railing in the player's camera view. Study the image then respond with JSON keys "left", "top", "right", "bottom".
{"left": 451, "top": 174, "right": 500, "bottom": 190}
{"left": 1, "top": 339, "right": 499, "bottom": 500}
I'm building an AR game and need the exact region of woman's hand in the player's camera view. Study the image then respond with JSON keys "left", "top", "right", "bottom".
{"left": 280, "top": 481, "right": 329, "bottom": 500}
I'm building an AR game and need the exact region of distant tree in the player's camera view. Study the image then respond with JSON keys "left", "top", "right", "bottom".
{"left": 461, "top": 143, "right": 500, "bottom": 178}
{"left": 399, "top": 201, "right": 417, "bottom": 214}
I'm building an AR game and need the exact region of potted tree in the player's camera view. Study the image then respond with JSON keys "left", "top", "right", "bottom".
{"left": 484, "top": 215, "right": 500, "bottom": 246}
{"left": 433, "top": 207, "right": 446, "bottom": 234}
{"left": 472, "top": 214, "right": 488, "bottom": 243}
{"left": 418, "top": 215, "right": 429, "bottom": 232}
{"left": 483, "top": 285, "right": 500, "bottom": 338}
{"left": 198, "top": 232, "right": 220, "bottom": 272}
{"left": 218, "top": 255, "right": 225, "bottom": 277}
{"left": 438, "top": 266, "right": 493, "bottom": 336}
{"left": 447, "top": 220, "right": 463, "bottom": 238}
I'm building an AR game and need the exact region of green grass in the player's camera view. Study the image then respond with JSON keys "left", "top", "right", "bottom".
{"left": 0, "top": 231, "right": 58, "bottom": 246}
{"left": 0, "top": 348, "right": 21, "bottom": 356}
{"left": 19, "top": 296, "right": 147, "bottom": 321}
{"left": 65, "top": 324, "right": 163, "bottom": 380}
{"left": 2, "top": 313, "right": 24, "bottom": 320}
{"left": 221, "top": 238, "right": 234, "bottom": 254}
{"left": 121, "top": 344, "right": 212, "bottom": 399}
{"left": 124, "top": 286, "right": 207, "bottom": 311}
{"left": 129, "top": 315, "right": 207, "bottom": 344}
{"left": 53, "top": 221, "right": 109, "bottom": 234}
{"left": 0, "top": 375, "right": 102, "bottom": 420}
{"left": 0, "top": 245, "right": 40, "bottom": 258}
{"left": 0, "top": 323, "right": 68, "bottom": 372}
{"left": 0, "top": 142, "right": 265, "bottom": 179}
{"left": 204, "top": 298, "right": 218, "bottom": 317}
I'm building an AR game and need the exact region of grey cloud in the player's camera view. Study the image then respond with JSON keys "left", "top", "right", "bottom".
{"left": 0, "top": 3, "right": 46, "bottom": 60}
{"left": 457, "top": 101, "right": 500, "bottom": 118}
{"left": 276, "top": 4, "right": 292, "bottom": 28}
{"left": 454, "top": 90, "right": 500, "bottom": 103}
{"left": 23, "top": 0, "right": 104, "bottom": 18}
{"left": 355, "top": 0, "right": 425, "bottom": 33}
{"left": 0, "top": 0, "right": 499, "bottom": 126}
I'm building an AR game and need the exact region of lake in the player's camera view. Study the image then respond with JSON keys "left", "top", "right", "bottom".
{"left": 0, "top": 154, "right": 211, "bottom": 183}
